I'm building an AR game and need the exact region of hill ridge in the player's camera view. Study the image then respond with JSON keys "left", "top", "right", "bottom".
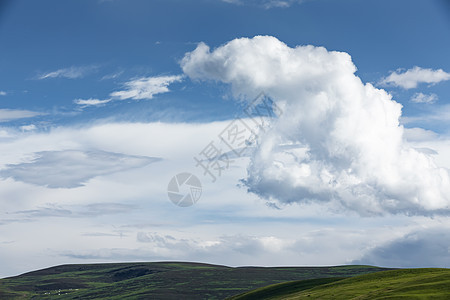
{"left": 0, "top": 262, "right": 391, "bottom": 299}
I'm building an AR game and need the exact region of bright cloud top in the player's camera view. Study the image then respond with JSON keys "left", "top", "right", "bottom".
{"left": 110, "top": 75, "right": 182, "bottom": 100}
{"left": 380, "top": 66, "right": 450, "bottom": 89}
{"left": 182, "top": 35, "right": 450, "bottom": 215}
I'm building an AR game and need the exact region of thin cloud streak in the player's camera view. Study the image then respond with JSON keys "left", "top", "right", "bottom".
{"left": 221, "top": 0, "right": 305, "bottom": 9}
{"left": 0, "top": 109, "right": 45, "bottom": 122}
{"left": 74, "top": 98, "right": 112, "bottom": 107}
{"left": 37, "top": 65, "right": 98, "bottom": 80}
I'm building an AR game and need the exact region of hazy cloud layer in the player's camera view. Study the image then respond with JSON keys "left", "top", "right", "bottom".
{"left": 110, "top": 75, "right": 182, "bottom": 100}
{"left": 380, "top": 66, "right": 450, "bottom": 89}
{"left": 1, "top": 121, "right": 449, "bottom": 277}
{"left": 182, "top": 36, "right": 450, "bottom": 215}
{"left": 402, "top": 104, "right": 450, "bottom": 127}
{"left": 61, "top": 229, "right": 371, "bottom": 266}
{"left": 0, "top": 150, "right": 160, "bottom": 188}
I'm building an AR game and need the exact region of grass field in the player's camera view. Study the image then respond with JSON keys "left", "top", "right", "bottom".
{"left": 229, "top": 268, "right": 450, "bottom": 299}
{"left": 0, "top": 262, "right": 389, "bottom": 299}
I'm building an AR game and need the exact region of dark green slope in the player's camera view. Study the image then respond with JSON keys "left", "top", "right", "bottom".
{"left": 229, "top": 268, "right": 450, "bottom": 300}
{"left": 0, "top": 262, "right": 389, "bottom": 299}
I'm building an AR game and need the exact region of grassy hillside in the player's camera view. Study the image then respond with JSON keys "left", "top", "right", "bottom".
{"left": 0, "top": 262, "right": 389, "bottom": 299}
{"left": 229, "top": 268, "right": 450, "bottom": 300}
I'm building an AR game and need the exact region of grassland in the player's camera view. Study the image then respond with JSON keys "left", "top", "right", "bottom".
{"left": 229, "top": 268, "right": 450, "bottom": 299}
{"left": 0, "top": 262, "right": 389, "bottom": 299}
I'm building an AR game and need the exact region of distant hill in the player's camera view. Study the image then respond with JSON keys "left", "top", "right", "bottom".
{"left": 0, "top": 262, "right": 390, "bottom": 299}
{"left": 229, "top": 268, "right": 450, "bottom": 299}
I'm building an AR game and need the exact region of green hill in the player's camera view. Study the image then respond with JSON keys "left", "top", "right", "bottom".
{"left": 229, "top": 268, "right": 450, "bottom": 300}
{"left": 0, "top": 262, "right": 389, "bottom": 299}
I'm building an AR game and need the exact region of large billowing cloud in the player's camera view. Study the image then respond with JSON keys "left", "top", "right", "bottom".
{"left": 181, "top": 36, "right": 450, "bottom": 215}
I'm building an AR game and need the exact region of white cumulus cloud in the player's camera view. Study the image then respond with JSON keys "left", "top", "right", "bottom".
{"left": 380, "top": 66, "right": 450, "bottom": 89}
{"left": 182, "top": 35, "right": 450, "bottom": 216}
{"left": 110, "top": 75, "right": 182, "bottom": 100}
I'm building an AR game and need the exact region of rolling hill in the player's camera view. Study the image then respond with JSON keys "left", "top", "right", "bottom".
{"left": 229, "top": 268, "right": 450, "bottom": 299}
{"left": 0, "top": 262, "right": 390, "bottom": 299}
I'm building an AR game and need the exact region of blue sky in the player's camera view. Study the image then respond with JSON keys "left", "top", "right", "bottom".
{"left": 2, "top": 0, "right": 450, "bottom": 126}
{"left": 1, "top": 0, "right": 450, "bottom": 277}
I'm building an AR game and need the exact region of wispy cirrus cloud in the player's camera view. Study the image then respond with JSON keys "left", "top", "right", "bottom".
{"left": 0, "top": 109, "right": 45, "bottom": 122}
{"left": 73, "top": 75, "right": 182, "bottom": 108}
{"left": 0, "top": 91, "right": 6, "bottom": 96}
{"left": 222, "top": 0, "right": 304, "bottom": 8}
{"left": 101, "top": 70, "right": 124, "bottom": 80}
{"left": 74, "top": 98, "right": 112, "bottom": 107}
{"left": 380, "top": 66, "right": 450, "bottom": 89}
{"left": 37, "top": 65, "right": 98, "bottom": 79}
{"left": 410, "top": 92, "right": 438, "bottom": 104}
{"left": 110, "top": 75, "right": 183, "bottom": 100}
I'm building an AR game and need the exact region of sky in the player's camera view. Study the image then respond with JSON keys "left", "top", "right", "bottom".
{"left": 1, "top": 0, "right": 450, "bottom": 277}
